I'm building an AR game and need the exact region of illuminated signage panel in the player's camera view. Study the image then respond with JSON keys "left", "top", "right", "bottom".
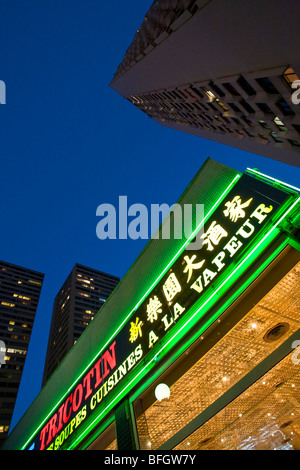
{"left": 26, "top": 174, "right": 291, "bottom": 450}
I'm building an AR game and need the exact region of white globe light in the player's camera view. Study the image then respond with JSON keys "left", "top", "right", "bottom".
{"left": 155, "top": 383, "right": 170, "bottom": 401}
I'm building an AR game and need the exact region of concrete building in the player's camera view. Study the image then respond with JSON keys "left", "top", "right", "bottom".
{"left": 0, "top": 261, "right": 44, "bottom": 444}
{"left": 110, "top": 0, "right": 300, "bottom": 167}
{"left": 42, "top": 264, "right": 119, "bottom": 385}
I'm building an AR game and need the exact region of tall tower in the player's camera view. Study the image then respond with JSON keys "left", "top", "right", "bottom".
{"left": 0, "top": 260, "right": 44, "bottom": 444}
{"left": 42, "top": 264, "right": 119, "bottom": 386}
{"left": 110, "top": 0, "right": 300, "bottom": 167}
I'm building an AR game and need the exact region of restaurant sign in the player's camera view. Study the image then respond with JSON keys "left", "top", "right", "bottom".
{"left": 26, "top": 174, "right": 290, "bottom": 450}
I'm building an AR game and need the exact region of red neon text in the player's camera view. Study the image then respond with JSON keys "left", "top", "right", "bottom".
{"left": 39, "top": 341, "right": 117, "bottom": 450}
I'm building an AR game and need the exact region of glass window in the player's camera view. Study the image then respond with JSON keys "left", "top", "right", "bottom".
{"left": 175, "top": 352, "right": 300, "bottom": 450}
{"left": 228, "top": 103, "right": 241, "bottom": 113}
{"left": 258, "top": 133, "right": 270, "bottom": 144}
{"left": 276, "top": 97, "right": 295, "bottom": 116}
{"left": 215, "top": 100, "right": 228, "bottom": 112}
{"left": 222, "top": 82, "right": 240, "bottom": 97}
{"left": 209, "top": 81, "right": 225, "bottom": 98}
{"left": 133, "top": 261, "right": 300, "bottom": 450}
{"left": 243, "top": 128, "right": 255, "bottom": 138}
{"left": 270, "top": 131, "right": 283, "bottom": 143}
{"left": 201, "top": 87, "right": 216, "bottom": 100}
{"left": 282, "top": 67, "right": 300, "bottom": 89}
{"left": 257, "top": 120, "right": 271, "bottom": 129}
{"left": 237, "top": 76, "right": 256, "bottom": 96}
{"left": 256, "top": 102, "right": 274, "bottom": 115}
{"left": 239, "top": 98, "right": 255, "bottom": 114}
{"left": 189, "top": 86, "right": 204, "bottom": 99}
{"left": 292, "top": 124, "right": 300, "bottom": 134}
{"left": 273, "top": 116, "right": 287, "bottom": 132}
{"left": 288, "top": 139, "right": 300, "bottom": 147}
{"left": 256, "top": 77, "right": 279, "bottom": 94}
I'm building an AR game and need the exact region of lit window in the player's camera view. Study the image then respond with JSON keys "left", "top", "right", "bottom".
{"left": 0, "top": 426, "right": 9, "bottom": 433}
{"left": 282, "top": 66, "right": 300, "bottom": 89}
{"left": 270, "top": 131, "right": 283, "bottom": 143}
{"left": 1, "top": 302, "right": 15, "bottom": 307}
{"left": 7, "top": 348, "right": 26, "bottom": 355}
{"left": 273, "top": 116, "right": 284, "bottom": 126}
{"left": 202, "top": 87, "right": 216, "bottom": 100}
{"left": 215, "top": 100, "right": 228, "bottom": 112}
{"left": 258, "top": 120, "right": 271, "bottom": 129}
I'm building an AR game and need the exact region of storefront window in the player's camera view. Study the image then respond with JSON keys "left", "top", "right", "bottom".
{"left": 175, "top": 352, "right": 300, "bottom": 450}
{"left": 87, "top": 421, "right": 117, "bottom": 450}
{"left": 133, "top": 261, "right": 300, "bottom": 450}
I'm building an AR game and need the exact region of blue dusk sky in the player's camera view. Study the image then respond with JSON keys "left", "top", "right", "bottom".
{"left": 1, "top": 1, "right": 300, "bottom": 432}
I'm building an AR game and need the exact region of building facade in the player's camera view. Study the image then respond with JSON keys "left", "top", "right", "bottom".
{"left": 0, "top": 261, "right": 44, "bottom": 444}
{"left": 110, "top": 0, "right": 300, "bottom": 167}
{"left": 42, "top": 264, "right": 119, "bottom": 386}
{"left": 2, "top": 159, "right": 300, "bottom": 451}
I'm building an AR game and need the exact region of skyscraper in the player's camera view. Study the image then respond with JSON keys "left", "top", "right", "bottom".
{"left": 110, "top": 0, "right": 300, "bottom": 167}
{"left": 0, "top": 260, "right": 44, "bottom": 444}
{"left": 42, "top": 264, "right": 119, "bottom": 386}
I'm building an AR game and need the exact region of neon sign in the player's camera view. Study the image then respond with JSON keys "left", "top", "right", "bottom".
{"left": 37, "top": 341, "right": 144, "bottom": 450}
{"left": 26, "top": 174, "right": 291, "bottom": 450}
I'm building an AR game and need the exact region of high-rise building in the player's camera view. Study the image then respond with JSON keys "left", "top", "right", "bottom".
{"left": 0, "top": 260, "right": 44, "bottom": 444}
{"left": 42, "top": 264, "right": 119, "bottom": 386}
{"left": 110, "top": 0, "right": 300, "bottom": 167}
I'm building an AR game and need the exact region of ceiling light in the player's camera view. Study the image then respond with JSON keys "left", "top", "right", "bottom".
{"left": 155, "top": 383, "right": 170, "bottom": 401}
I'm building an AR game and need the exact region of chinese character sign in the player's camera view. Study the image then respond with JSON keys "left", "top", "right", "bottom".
{"left": 124, "top": 174, "right": 289, "bottom": 359}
